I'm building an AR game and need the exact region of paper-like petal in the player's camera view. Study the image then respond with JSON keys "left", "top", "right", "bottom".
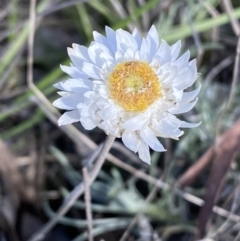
{"left": 58, "top": 110, "right": 80, "bottom": 125}
{"left": 122, "top": 130, "right": 138, "bottom": 153}
{"left": 140, "top": 127, "right": 166, "bottom": 152}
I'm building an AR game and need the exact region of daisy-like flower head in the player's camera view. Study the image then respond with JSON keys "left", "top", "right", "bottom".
{"left": 53, "top": 26, "right": 200, "bottom": 164}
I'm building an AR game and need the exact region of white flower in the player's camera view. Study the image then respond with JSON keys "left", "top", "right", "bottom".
{"left": 53, "top": 26, "right": 200, "bottom": 164}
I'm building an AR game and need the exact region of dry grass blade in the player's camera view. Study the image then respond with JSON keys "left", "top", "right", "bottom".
{"left": 186, "top": 4, "right": 204, "bottom": 67}
{"left": 0, "top": 140, "right": 28, "bottom": 241}
{"left": 176, "top": 146, "right": 214, "bottom": 188}
{"left": 195, "top": 120, "right": 240, "bottom": 240}
{"left": 198, "top": 0, "right": 220, "bottom": 42}
{"left": 27, "top": 0, "right": 61, "bottom": 120}
{"left": 109, "top": 0, "right": 135, "bottom": 31}
{"left": 212, "top": 180, "right": 240, "bottom": 239}
{"left": 39, "top": 0, "right": 88, "bottom": 16}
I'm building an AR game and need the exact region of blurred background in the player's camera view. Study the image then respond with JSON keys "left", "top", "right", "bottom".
{"left": 0, "top": 0, "right": 240, "bottom": 240}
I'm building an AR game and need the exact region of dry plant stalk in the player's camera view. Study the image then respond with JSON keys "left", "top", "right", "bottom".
{"left": 83, "top": 167, "right": 93, "bottom": 241}
{"left": 222, "top": 0, "right": 240, "bottom": 36}
{"left": 0, "top": 140, "right": 39, "bottom": 241}
{"left": 0, "top": 140, "right": 24, "bottom": 205}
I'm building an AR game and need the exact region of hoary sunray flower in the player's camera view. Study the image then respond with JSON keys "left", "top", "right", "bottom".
{"left": 53, "top": 26, "right": 200, "bottom": 164}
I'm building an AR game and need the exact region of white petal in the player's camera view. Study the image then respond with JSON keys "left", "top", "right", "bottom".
{"left": 80, "top": 116, "right": 97, "bottom": 130}
{"left": 153, "top": 118, "right": 181, "bottom": 137}
{"left": 58, "top": 110, "right": 80, "bottom": 125}
{"left": 124, "top": 48, "right": 135, "bottom": 59}
{"left": 60, "top": 65, "right": 88, "bottom": 79}
{"left": 160, "top": 65, "right": 178, "bottom": 84}
{"left": 132, "top": 28, "right": 142, "bottom": 48}
{"left": 122, "top": 115, "right": 148, "bottom": 131}
{"left": 154, "top": 40, "right": 171, "bottom": 64}
{"left": 172, "top": 62, "right": 198, "bottom": 90}
{"left": 180, "top": 85, "right": 201, "bottom": 104}
{"left": 140, "top": 38, "right": 149, "bottom": 61}
{"left": 93, "top": 31, "right": 109, "bottom": 47}
{"left": 116, "top": 29, "right": 138, "bottom": 53}
{"left": 54, "top": 79, "right": 92, "bottom": 93}
{"left": 53, "top": 82, "right": 64, "bottom": 90}
{"left": 72, "top": 44, "right": 91, "bottom": 62}
{"left": 169, "top": 98, "right": 198, "bottom": 114}
{"left": 115, "top": 50, "right": 124, "bottom": 63}
{"left": 172, "top": 88, "right": 183, "bottom": 102}
{"left": 138, "top": 139, "right": 151, "bottom": 164}
{"left": 98, "top": 120, "right": 120, "bottom": 137}
{"left": 122, "top": 130, "right": 138, "bottom": 152}
{"left": 170, "top": 40, "right": 181, "bottom": 61}
{"left": 179, "top": 121, "right": 201, "bottom": 128}
{"left": 53, "top": 94, "right": 84, "bottom": 110}
{"left": 105, "top": 26, "right": 117, "bottom": 54}
{"left": 67, "top": 48, "right": 84, "bottom": 67}
{"left": 174, "top": 50, "right": 190, "bottom": 67}
{"left": 57, "top": 91, "right": 68, "bottom": 96}
{"left": 146, "top": 25, "right": 159, "bottom": 60}
{"left": 140, "top": 127, "right": 166, "bottom": 152}
{"left": 87, "top": 45, "right": 105, "bottom": 67}
{"left": 82, "top": 62, "right": 101, "bottom": 79}
{"left": 97, "top": 104, "right": 117, "bottom": 121}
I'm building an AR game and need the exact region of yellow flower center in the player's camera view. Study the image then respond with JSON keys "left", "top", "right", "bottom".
{"left": 108, "top": 61, "right": 162, "bottom": 111}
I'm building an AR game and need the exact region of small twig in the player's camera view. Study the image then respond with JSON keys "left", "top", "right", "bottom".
{"left": 82, "top": 167, "right": 93, "bottom": 241}
{"left": 161, "top": 138, "right": 172, "bottom": 181}
{"left": 222, "top": 0, "right": 240, "bottom": 36}
{"left": 27, "top": 0, "right": 61, "bottom": 120}
{"left": 212, "top": 179, "right": 240, "bottom": 239}
{"left": 199, "top": 0, "right": 219, "bottom": 17}
{"left": 28, "top": 135, "right": 115, "bottom": 241}
{"left": 215, "top": 36, "right": 240, "bottom": 137}
{"left": 186, "top": 3, "right": 204, "bottom": 67}
{"left": 27, "top": 0, "right": 36, "bottom": 89}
